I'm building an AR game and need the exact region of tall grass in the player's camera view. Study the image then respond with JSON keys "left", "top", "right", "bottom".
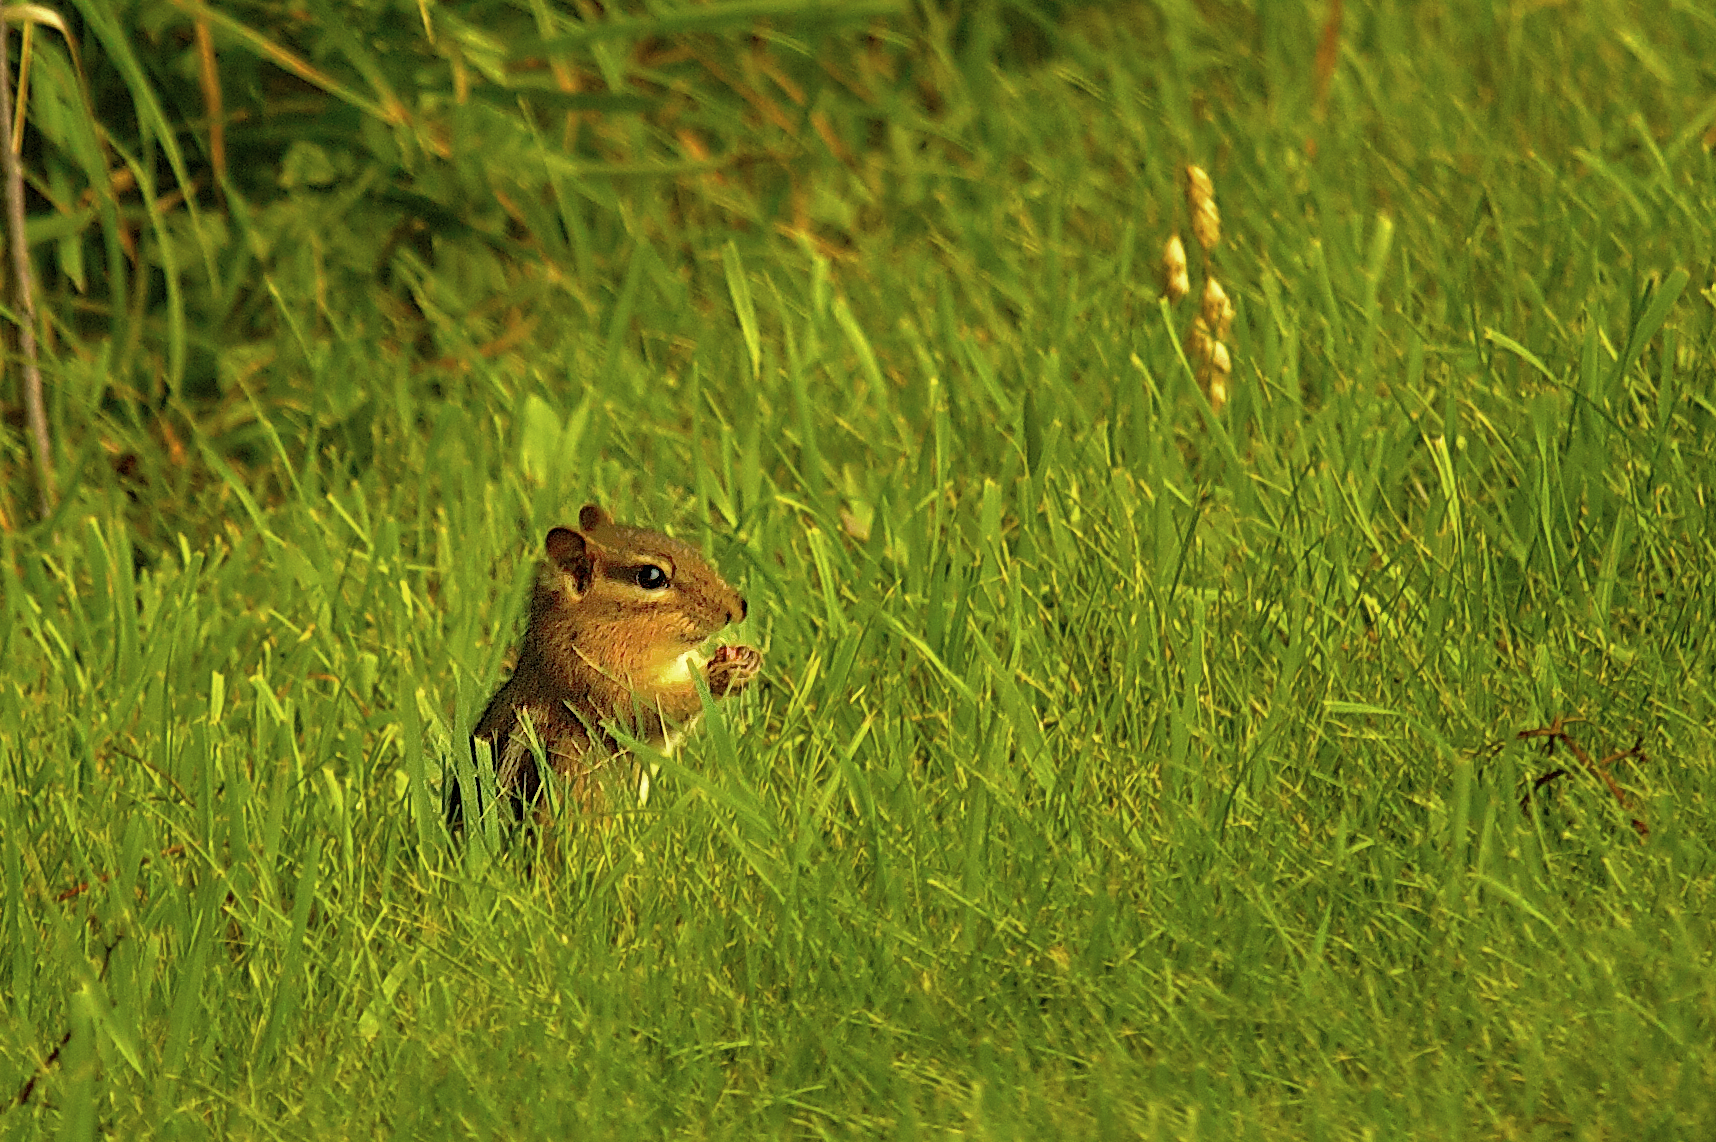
{"left": 2, "top": 1, "right": 1715, "bottom": 1137}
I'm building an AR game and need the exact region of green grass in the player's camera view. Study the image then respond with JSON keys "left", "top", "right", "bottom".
{"left": 4, "top": 1, "right": 1716, "bottom": 1137}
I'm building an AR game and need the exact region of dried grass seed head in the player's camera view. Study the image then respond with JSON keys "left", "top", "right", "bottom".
{"left": 1186, "top": 164, "right": 1221, "bottom": 253}
{"left": 1201, "top": 277, "right": 1234, "bottom": 342}
{"left": 1187, "top": 315, "right": 1214, "bottom": 361}
{"left": 1210, "top": 340, "right": 1232, "bottom": 377}
{"left": 1207, "top": 374, "right": 1228, "bottom": 414}
{"left": 1196, "top": 337, "right": 1231, "bottom": 414}
{"left": 1186, "top": 164, "right": 1215, "bottom": 204}
{"left": 1163, "top": 235, "right": 1190, "bottom": 302}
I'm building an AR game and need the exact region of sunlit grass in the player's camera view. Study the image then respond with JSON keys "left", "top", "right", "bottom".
{"left": 3, "top": 1, "right": 1715, "bottom": 1138}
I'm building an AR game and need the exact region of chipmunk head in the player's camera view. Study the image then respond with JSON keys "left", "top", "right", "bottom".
{"left": 536, "top": 504, "right": 747, "bottom": 686}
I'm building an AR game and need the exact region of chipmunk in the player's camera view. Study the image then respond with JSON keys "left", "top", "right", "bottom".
{"left": 450, "top": 504, "right": 761, "bottom": 826}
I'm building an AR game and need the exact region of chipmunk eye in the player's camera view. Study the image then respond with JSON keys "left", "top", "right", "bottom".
{"left": 635, "top": 565, "right": 670, "bottom": 590}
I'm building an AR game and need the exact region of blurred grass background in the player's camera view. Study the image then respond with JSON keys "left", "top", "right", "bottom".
{"left": 2, "top": 0, "right": 1716, "bottom": 1136}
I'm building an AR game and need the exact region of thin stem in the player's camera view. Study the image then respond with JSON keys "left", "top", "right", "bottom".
{"left": 0, "top": 16, "right": 53, "bottom": 518}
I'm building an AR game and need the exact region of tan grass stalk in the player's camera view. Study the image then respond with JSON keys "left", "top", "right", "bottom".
{"left": 9, "top": 20, "right": 27, "bottom": 155}
{"left": 194, "top": 16, "right": 224, "bottom": 182}
{"left": 0, "top": 13, "right": 52, "bottom": 515}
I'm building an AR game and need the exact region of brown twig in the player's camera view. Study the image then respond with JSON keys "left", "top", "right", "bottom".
{"left": 0, "top": 14, "right": 54, "bottom": 517}
{"left": 1518, "top": 717, "right": 1649, "bottom": 838}
{"left": 1518, "top": 767, "right": 1567, "bottom": 812}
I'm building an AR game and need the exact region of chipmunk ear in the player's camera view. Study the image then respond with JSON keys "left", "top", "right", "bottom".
{"left": 545, "top": 526, "right": 595, "bottom": 595}
{"left": 577, "top": 503, "right": 613, "bottom": 532}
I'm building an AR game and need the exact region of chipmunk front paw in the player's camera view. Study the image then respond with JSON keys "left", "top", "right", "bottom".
{"left": 706, "top": 644, "right": 762, "bottom": 696}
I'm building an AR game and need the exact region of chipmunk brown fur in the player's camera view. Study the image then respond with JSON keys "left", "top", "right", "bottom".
{"left": 453, "top": 503, "right": 760, "bottom": 824}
